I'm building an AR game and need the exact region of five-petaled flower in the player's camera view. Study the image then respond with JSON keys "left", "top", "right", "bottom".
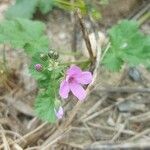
{"left": 59, "top": 65, "right": 92, "bottom": 101}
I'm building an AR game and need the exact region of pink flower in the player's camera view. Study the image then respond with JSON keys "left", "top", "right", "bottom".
{"left": 55, "top": 106, "right": 64, "bottom": 119}
{"left": 59, "top": 65, "right": 92, "bottom": 101}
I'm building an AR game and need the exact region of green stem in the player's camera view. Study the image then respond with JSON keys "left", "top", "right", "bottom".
{"left": 138, "top": 12, "right": 150, "bottom": 25}
{"left": 55, "top": 0, "right": 85, "bottom": 9}
{"left": 2, "top": 45, "right": 8, "bottom": 72}
{"left": 59, "top": 59, "right": 90, "bottom": 66}
{"left": 59, "top": 51, "right": 80, "bottom": 56}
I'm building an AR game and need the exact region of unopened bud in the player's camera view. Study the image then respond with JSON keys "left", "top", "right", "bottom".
{"left": 53, "top": 51, "right": 59, "bottom": 60}
{"left": 48, "top": 50, "right": 55, "bottom": 58}
{"left": 48, "top": 49, "right": 59, "bottom": 60}
{"left": 35, "top": 64, "right": 42, "bottom": 71}
{"left": 40, "top": 53, "right": 48, "bottom": 61}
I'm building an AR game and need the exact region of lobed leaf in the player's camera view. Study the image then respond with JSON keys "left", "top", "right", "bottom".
{"left": 102, "top": 20, "right": 150, "bottom": 71}
{"left": 35, "top": 92, "right": 56, "bottom": 123}
{"left": 0, "top": 18, "right": 49, "bottom": 55}
{"left": 5, "top": 0, "right": 38, "bottom": 19}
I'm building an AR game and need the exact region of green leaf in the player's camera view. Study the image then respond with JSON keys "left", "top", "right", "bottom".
{"left": 0, "top": 18, "right": 49, "bottom": 55}
{"left": 102, "top": 20, "right": 150, "bottom": 71}
{"left": 38, "top": 0, "right": 54, "bottom": 14}
{"left": 102, "top": 52, "right": 123, "bottom": 71}
{"left": 35, "top": 92, "right": 56, "bottom": 123}
{"left": 34, "top": 72, "right": 62, "bottom": 123}
{"left": 5, "top": 0, "right": 38, "bottom": 19}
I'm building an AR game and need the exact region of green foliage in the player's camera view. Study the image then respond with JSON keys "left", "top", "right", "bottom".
{"left": 30, "top": 53, "right": 64, "bottom": 122}
{"left": 5, "top": 0, "right": 55, "bottom": 19}
{"left": 32, "top": 63, "right": 63, "bottom": 122}
{"left": 5, "top": 0, "right": 103, "bottom": 20}
{"left": 102, "top": 20, "right": 150, "bottom": 71}
{"left": 35, "top": 92, "right": 56, "bottom": 123}
{"left": 0, "top": 18, "right": 49, "bottom": 55}
{"left": 5, "top": 0, "right": 38, "bottom": 19}
{"left": 38, "top": 0, "right": 54, "bottom": 14}
{"left": 0, "top": 18, "right": 64, "bottom": 122}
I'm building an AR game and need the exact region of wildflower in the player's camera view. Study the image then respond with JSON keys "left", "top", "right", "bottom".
{"left": 59, "top": 65, "right": 92, "bottom": 101}
{"left": 55, "top": 106, "right": 64, "bottom": 119}
{"left": 35, "top": 64, "right": 42, "bottom": 71}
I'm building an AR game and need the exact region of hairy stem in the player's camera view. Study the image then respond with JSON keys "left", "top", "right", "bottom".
{"left": 2, "top": 45, "right": 8, "bottom": 72}
{"left": 76, "top": 9, "right": 95, "bottom": 64}
{"left": 59, "top": 59, "right": 90, "bottom": 66}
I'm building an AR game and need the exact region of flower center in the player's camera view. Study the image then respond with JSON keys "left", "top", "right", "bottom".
{"left": 68, "top": 76, "right": 75, "bottom": 83}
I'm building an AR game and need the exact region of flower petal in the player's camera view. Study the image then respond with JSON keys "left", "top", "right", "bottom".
{"left": 67, "top": 65, "right": 82, "bottom": 76}
{"left": 59, "top": 80, "right": 70, "bottom": 99}
{"left": 55, "top": 106, "right": 64, "bottom": 119}
{"left": 76, "top": 71, "right": 93, "bottom": 84}
{"left": 69, "top": 82, "right": 86, "bottom": 101}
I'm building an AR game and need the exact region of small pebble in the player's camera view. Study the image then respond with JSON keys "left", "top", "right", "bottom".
{"left": 128, "top": 67, "right": 142, "bottom": 81}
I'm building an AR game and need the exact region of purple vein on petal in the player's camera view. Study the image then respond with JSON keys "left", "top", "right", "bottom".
{"left": 69, "top": 82, "right": 86, "bottom": 101}
{"left": 76, "top": 71, "right": 93, "bottom": 85}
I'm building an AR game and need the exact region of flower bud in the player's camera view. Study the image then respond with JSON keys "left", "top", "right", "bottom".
{"left": 54, "top": 106, "right": 64, "bottom": 119}
{"left": 40, "top": 53, "right": 48, "bottom": 61}
{"left": 48, "top": 50, "right": 55, "bottom": 58}
{"left": 48, "top": 49, "right": 59, "bottom": 60}
{"left": 35, "top": 64, "right": 42, "bottom": 71}
{"left": 53, "top": 51, "right": 59, "bottom": 60}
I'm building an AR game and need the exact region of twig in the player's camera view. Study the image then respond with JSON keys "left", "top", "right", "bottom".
{"left": 127, "top": 129, "right": 150, "bottom": 142}
{"left": 76, "top": 9, "right": 95, "bottom": 63}
{"left": 95, "top": 87, "right": 150, "bottom": 94}
{"left": 129, "top": 111, "right": 150, "bottom": 122}
{"left": 25, "top": 146, "right": 41, "bottom": 150}
{"left": 80, "top": 95, "right": 107, "bottom": 120}
{"left": 100, "top": 42, "right": 110, "bottom": 62}
{"left": 60, "top": 141, "right": 84, "bottom": 149}
{"left": 0, "top": 125, "right": 11, "bottom": 150}
{"left": 138, "top": 12, "right": 150, "bottom": 25}
{"left": 40, "top": 127, "right": 71, "bottom": 149}
{"left": 130, "top": 2, "right": 150, "bottom": 21}
{"left": 83, "top": 98, "right": 131, "bottom": 122}
{"left": 12, "top": 143, "right": 23, "bottom": 150}
{"left": 83, "top": 122, "right": 96, "bottom": 141}
{"left": 0, "top": 122, "right": 48, "bottom": 149}
{"left": 71, "top": 6, "right": 78, "bottom": 55}
{"left": 0, "top": 129, "right": 23, "bottom": 139}
{"left": 84, "top": 142, "right": 150, "bottom": 149}
{"left": 64, "top": 20, "right": 101, "bottom": 127}
{"left": 111, "top": 117, "right": 127, "bottom": 142}
{"left": 88, "top": 123, "right": 137, "bottom": 136}
{"left": 83, "top": 102, "right": 115, "bottom": 122}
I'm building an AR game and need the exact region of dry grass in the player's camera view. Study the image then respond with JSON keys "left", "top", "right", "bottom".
{"left": 1, "top": 41, "right": 150, "bottom": 150}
